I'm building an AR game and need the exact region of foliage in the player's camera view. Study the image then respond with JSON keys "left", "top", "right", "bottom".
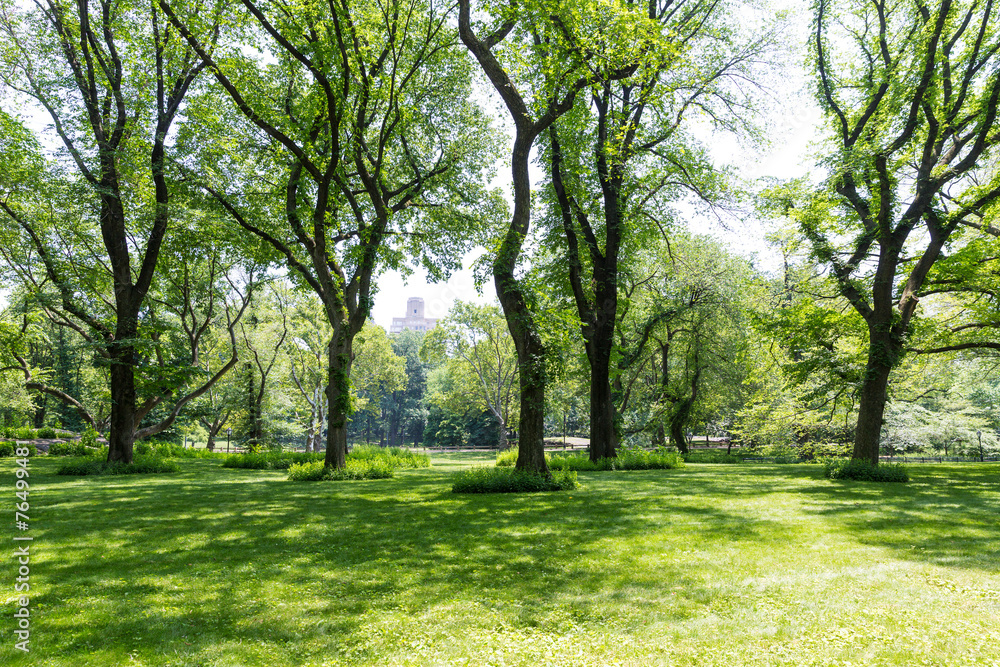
{"left": 452, "top": 467, "right": 578, "bottom": 494}
{"left": 422, "top": 302, "right": 518, "bottom": 448}
{"left": 550, "top": 447, "right": 685, "bottom": 471}
{"left": 423, "top": 407, "right": 502, "bottom": 449}
{"left": 347, "top": 445, "right": 430, "bottom": 470}
{"left": 47, "top": 441, "right": 89, "bottom": 457}
{"left": 57, "top": 456, "right": 179, "bottom": 476}
{"left": 226, "top": 446, "right": 427, "bottom": 472}
{"left": 80, "top": 427, "right": 99, "bottom": 448}
{"left": 0, "top": 441, "right": 14, "bottom": 457}
{"left": 823, "top": 459, "right": 909, "bottom": 483}
{"left": 495, "top": 449, "right": 518, "bottom": 467}
{"left": 287, "top": 459, "right": 395, "bottom": 481}
{"left": 222, "top": 451, "right": 324, "bottom": 470}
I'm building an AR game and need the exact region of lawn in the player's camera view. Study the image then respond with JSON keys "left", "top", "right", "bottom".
{"left": 2, "top": 453, "right": 998, "bottom": 666}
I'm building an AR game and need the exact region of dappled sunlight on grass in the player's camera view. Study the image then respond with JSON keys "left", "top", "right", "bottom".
{"left": 1, "top": 456, "right": 998, "bottom": 665}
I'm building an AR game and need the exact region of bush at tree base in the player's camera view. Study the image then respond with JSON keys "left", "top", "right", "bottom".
{"left": 452, "top": 467, "right": 578, "bottom": 493}
{"left": 823, "top": 459, "right": 909, "bottom": 483}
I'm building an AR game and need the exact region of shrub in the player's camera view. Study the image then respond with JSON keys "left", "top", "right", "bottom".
{"left": 549, "top": 447, "right": 684, "bottom": 471}
{"left": 80, "top": 427, "right": 99, "bottom": 448}
{"left": 287, "top": 460, "right": 327, "bottom": 481}
{"left": 48, "top": 441, "right": 89, "bottom": 457}
{"left": 223, "top": 451, "right": 323, "bottom": 470}
{"left": 349, "top": 444, "right": 430, "bottom": 469}
{"left": 14, "top": 427, "right": 35, "bottom": 440}
{"left": 36, "top": 427, "right": 58, "bottom": 439}
{"left": 0, "top": 441, "right": 35, "bottom": 456}
{"left": 57, "top": 456, "right": 179, "bottom": 476}
{"left": 823, "top": 459, "right": 909, "bottom": 483}
{"left": 329, "top": 459, "right": 395, "bottom": 480}
{"left": 452, "top": 466, "right": 578, "bottom": 493}
{"left": 228, "top": 446, "right": 426, "bottom": 472}
{"left": 616, "top": 447, "right": 685, "bottom": 470}
{"left": 287, "top": 459, "right": 395, "bottom": 481}
{"left": 495, "top": 449, "right": 518, "bottom": 467}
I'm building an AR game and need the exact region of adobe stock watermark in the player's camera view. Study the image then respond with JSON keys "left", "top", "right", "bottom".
{"left": 12, "top": 446, "right": 31, "bottom": 653}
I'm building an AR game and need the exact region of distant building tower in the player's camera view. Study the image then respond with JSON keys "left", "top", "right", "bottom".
{"left": 390, "top": 297, "right": 439, "bottom": 334}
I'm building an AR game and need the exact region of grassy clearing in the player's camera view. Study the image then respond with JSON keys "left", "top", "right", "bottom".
{"left": 2, "top": 456, "right": 998, "bottom": 666}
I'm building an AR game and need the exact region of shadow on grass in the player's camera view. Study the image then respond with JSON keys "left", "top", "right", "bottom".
{"left": 791, "top": 464, "right": 1000, "bottom": 572}
{"left": 10, "top": 458, "right": 1000, "bottom": 663}
{"left": 21, "top": 458, "right": 779, "bottom": 661}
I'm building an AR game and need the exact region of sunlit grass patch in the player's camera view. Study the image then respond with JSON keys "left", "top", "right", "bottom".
{"left": 2, "top": 457, "right": 998, "bottom": 666}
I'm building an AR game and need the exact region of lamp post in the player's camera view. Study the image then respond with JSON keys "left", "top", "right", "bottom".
{"left": 226, "top": 427, "right": 232, "bottom": 454}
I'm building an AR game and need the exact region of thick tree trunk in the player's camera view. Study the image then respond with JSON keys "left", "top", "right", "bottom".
{"left": 206, "top": 432, "right": 215, "bottom": 451}
{"left": 106, "top": 339, "right": 137, "bottom": 463}
{"left": 495, "top": 135, "right": 549, "bottom": 475}
{"left": 324, "top": 330, "right": 354, "bottom": 469}
{"left": 589, "top": 351, "right": 618, "bottom": 461}
{"left": 852, "top": 345, "right": 893, "bottom": 465}
{"left": 513, "top": 350, "right": 548, "bottom": 474}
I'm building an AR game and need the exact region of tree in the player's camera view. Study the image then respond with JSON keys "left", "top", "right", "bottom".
{"left": 791, "top": 0, "right": 1000, "bottom": 464}
{"left": 542, "top": 0, "right": 776, "bottom": 461}
{"left": 350, "top": 324, "right": 406, "bottom": 444}
{"left": 0, "top": 1, "right": 242, "bottom": 462}
{"left": 285, "top": 292, "right": 333, "bottom": 452}
{"left": 458, "top": 0, "right": 650, "bottom": 472}
{"left": 162, "top": 0, "right": 499, "bottom": 468}
{"left": 612, "top": 233, "right": 752, "bottom": 451}
{"left": 421, "top": 302, "right": 519, "bottom": 449}
{"left": 384, "top": 328, "right": 430, "bottom": 447}
{"left": 237, "top": 283, "right": 290, "bottom": 447}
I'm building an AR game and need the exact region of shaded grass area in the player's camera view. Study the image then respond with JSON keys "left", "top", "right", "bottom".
{"left": 1, "top": 457, "right": 998, "bottom": 666}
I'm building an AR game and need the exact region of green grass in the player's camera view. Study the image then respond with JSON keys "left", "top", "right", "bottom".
{"left": 2, "top": 456, "right": 999, "bottom": 666}
{"left": 452, "top": 465, "right": 578, "bottom": 492}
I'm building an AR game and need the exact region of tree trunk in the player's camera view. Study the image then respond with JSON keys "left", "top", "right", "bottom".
{"left": 669, "top": 408, "right": 691, "bottom": 455}
{"left": 106, "top": 339, "right": 137, "bottom": 463}
{"left": 852, "top": 344, "right": 893, "bottom": 465}
{"left": 496, "top": 134, "right": 548, "bottom": 476}
{"left": 324, "top": 330, "right": 354, "bottom": 469}
{"left": 513, "top": 355, "right": 548, "bottom": 474}
{"left": 388, "top": 405, "right": 400, "bottom": 448}
{"left": 497, "top": 416, "right": 508, "bottom": 450}
{"left": 206, "top": 431, "right": 216, "bottom": 451}
{"left": 589, "top": 351, "right": 618, "bottom": 461}
{"left": 667, "top": 355, "right": 701, "bottom": 456}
